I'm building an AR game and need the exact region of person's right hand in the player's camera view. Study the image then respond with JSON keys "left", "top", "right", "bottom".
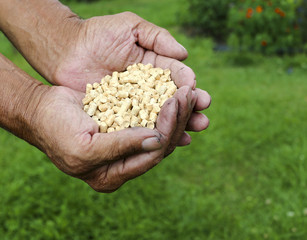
{"left": 31, "top": 84, "right": 196, "bottom": 192}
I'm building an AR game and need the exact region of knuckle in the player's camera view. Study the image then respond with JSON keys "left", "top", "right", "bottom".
{"left": 86, "top": 167, "right": 124, "bottom": 193}
{"left": 121, "top": 11, "right": 138, "bottom": 19}
{"left": 160, "top": 28, "right": 170, "bottom": 36}
{"left": 90, "top": 181, "right": 122, "bottom": 193}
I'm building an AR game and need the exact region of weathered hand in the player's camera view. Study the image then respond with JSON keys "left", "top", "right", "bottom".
{"left": 31, "top": 84, "right": 195, "bottom": 192}
{"left": 0, "top": 0, "right": 211, "bottom": 147}
{"left": 0, "top": 1, "right": 211, "bottom": 191}
{"left": 52, "top": 12, "right": 211, "bottom": 145}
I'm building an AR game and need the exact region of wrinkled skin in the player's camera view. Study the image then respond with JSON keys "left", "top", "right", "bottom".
{"left": 1, "top": 9, "right": 211, "bottom": 192}
{"left": 32, "top": 84, "right": 196, "bottom": 192}
{"left": 51, "top": 12, "right": 211, "bottom": 140}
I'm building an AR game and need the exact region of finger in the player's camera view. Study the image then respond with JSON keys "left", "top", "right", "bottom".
{"left": 155, "top": 97, "right": 179, "bottom": 142}
{"left": 165, "top": 86, "right": 194, "bottom": 156}
{"left": 194, "top": 88, "right": 211, "bottom": 111}
{"left": 106, "top": 98, "right": 179, "bottom": 188}
{"left": 177, "top": 132, "right": 192, "bottom": 146}
{"left": 141, "top": 52, "right": 196, "bottom": 89}
{"left": 85, "top": 98, "right": 179, "bottom": 192}
{"left": 88, "top": 127, "right": 163, "bottom": 165}
{"left": 185, "top": 112, "right": 210, "bottom": 132}
{"left": 134, "top": 17, "right": 188, "bottom": 60}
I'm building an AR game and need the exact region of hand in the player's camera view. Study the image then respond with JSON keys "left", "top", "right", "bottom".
{"left": 0, "top": 0, "right": 211, "bottom": 147}
{"left": 52, "top": 12, "right": 211, "bottom": 147}
{"left": 32, "top": 84, "right": 196, "bottom": 192}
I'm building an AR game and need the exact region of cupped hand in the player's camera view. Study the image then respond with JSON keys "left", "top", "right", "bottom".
{"left": 52, "top": 12, "right": 211, "bottom": 144}
{"left": 32, "top": 84, "right": 195, "bottom": 192}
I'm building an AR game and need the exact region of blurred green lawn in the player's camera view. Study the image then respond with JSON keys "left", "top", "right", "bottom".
{"left": 1, "top": 0, "right": 307, "bottom": 239}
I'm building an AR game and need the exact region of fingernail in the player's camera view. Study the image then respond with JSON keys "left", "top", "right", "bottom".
{"left": 142, "top": 137, "right": 162, "bottom": 151}
{"left": 178, "top": 43, "right": 187, "bottom": 53}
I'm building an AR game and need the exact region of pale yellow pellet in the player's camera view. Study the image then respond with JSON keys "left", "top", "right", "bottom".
{"left": 131, "top": 106, "right": 141, "bottom": 116}
{"left": 113, "top": 106, "right": 120, "bottom": 114}
{"left": 142, "top": 95, "right": 151, "bottom": 104}
{"left": 105, "top": 109, "right": 114, "bottom": 117}
{"left": 87, "top": 102, "right": 97, "bottom": 116}
{"left": 114, "top": 116, "right": 124, "bottom": 126}
{"left": 83, "top": 105, "right": 89, "bottom": 112}
{"left": 83, "top": 63, "right": 176, "bottom": 133}
{"left": 159, "top": 95, "right": 168, "bottom": 107}
{"left": 141, "top": 119, "right": 148, "bottom": 127}
{"left": 99, "top": 122, "right": 108, "bottom": 133}
{"left": 149, "top": 112, "right": 158, "bottom": 122}
{"left": 117, "top": 91, "right": 129, "bottom": 99}
{"left": 89, "top": 90, "right": 99, "bottom": 99}
{"left": 93, "top": 82, "right": 100, "bottom": 89}
{"left": 122, "top": 121, "right": 130, "bottom": 128}
{"left": 130, "top": 116, "right": 139, "bottom": 127}
{"left": 132, "top": 98, "right": 139, "bottom": 107}
{"left": 146, "top": 103, "right": 153, "bottom": 112}
{"left": 98, "top": 113, "right": 107, "bottom": 122}
{"left": 82, "top": 95, "right": 92, "bottom": 105}
{"left": 98, "top": 104, "right": 109, "bottom": 112}
{"left": 123, "top": 113, "right": 131, "bottom": 122}
{"left": 86, "top": 84, "right": 93, "bottom": 94}
{"left": 99, "top": 95, "right": 108, "bottom": 103}
{"left": 103, "top": 75, "right": 111, "bottom": 84}
{"left": 96, "top": 86, "right": 103, "bottom": 94}
{"left": 152, "top": 103, "right": 160, "bottom": 113}
{"left": 139, "top": 110, "right": 149, "bottom": 120}
{"left": 158, "top": 85, "right": 167, "bottom": 95}
{"left": 107, "top": 127, "right": 115, "bottom": 133}
{"left": 165, "top": 82, "right": 177, "bottom": 96}
{"left": 118, "top": 99, "right": 132, "bottom": 115}
{"left": 92, "top": 116, "right": 99, "bottom": 122}
{"left": 147, "top": 121, "right": 155, "bottom": 129}
{"left": 106, "top": 115, "right": 115, "bottom": 127}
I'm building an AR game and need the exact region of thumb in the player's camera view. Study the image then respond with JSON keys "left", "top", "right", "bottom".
{"left": 89, "top": 127, "right": 162, "bottom": 163}
{"left": 135, "top": 19, "right": 188, "bottom": 61}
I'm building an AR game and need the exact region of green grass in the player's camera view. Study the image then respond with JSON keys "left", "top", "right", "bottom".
{"left": 1, "top": 0, "right": 307, "bottom": 239}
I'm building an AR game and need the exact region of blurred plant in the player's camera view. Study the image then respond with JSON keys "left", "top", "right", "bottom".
{"left": 297, "top": 0, "right": 307, "bottom": 46}
{"left": 181, "top": 0, "right": 306, "bottom": 55}
{"left": 179, "top": 0, "right": 232, "bottom": 41}
{"left": 228, "top": 0, "right": 303, "bottom": 54}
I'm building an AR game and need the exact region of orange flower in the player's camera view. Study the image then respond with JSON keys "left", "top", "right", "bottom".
{"left": 261, "top": 41, "right": 267, "bottom": 47}
{"left": 246, "top": 8, "right": 253, "bottom": 18}
{"left": 279, "top": 11, "right": 286, "bottom": 17}
{"left": 275, "top": 8, "right": 281, "bottom": 14}
{"left": 256, "top": 6, "right": 263, "bottom": 13}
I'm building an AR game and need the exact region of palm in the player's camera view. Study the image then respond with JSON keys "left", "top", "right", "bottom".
{"left": 49, "top": 12, "right": 210, "bottom": 166}
{"left": 54, "top": 13, "right": 194, "bottom": 92}
{"left": 35, "top": 85, "right": 182, "bottom": 191}
{"left": 55, "top": 15, "right": 145, "bottom": 91}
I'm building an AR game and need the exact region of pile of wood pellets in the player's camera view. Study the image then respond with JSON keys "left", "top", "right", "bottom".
{"left": 82, "top": 63, "right": 177, "bottom": 133}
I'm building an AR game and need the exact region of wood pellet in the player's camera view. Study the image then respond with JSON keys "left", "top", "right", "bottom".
{"left": 82, "top": 63, "right": 177, "bottom": 133}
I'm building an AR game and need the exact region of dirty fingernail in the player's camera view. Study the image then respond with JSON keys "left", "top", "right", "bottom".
{"left": 142, "top": 137, "right": 162, "bottom": 151}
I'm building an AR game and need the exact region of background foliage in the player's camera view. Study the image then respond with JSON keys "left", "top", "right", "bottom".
{"left": 181, "top": 0, "right": 307, "bottom": 54}
{"left": 1, "top": 0, "right": 307, "bottom": 239}
{"left": 180, "top": 0, "right": 230, "bottom": 41}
